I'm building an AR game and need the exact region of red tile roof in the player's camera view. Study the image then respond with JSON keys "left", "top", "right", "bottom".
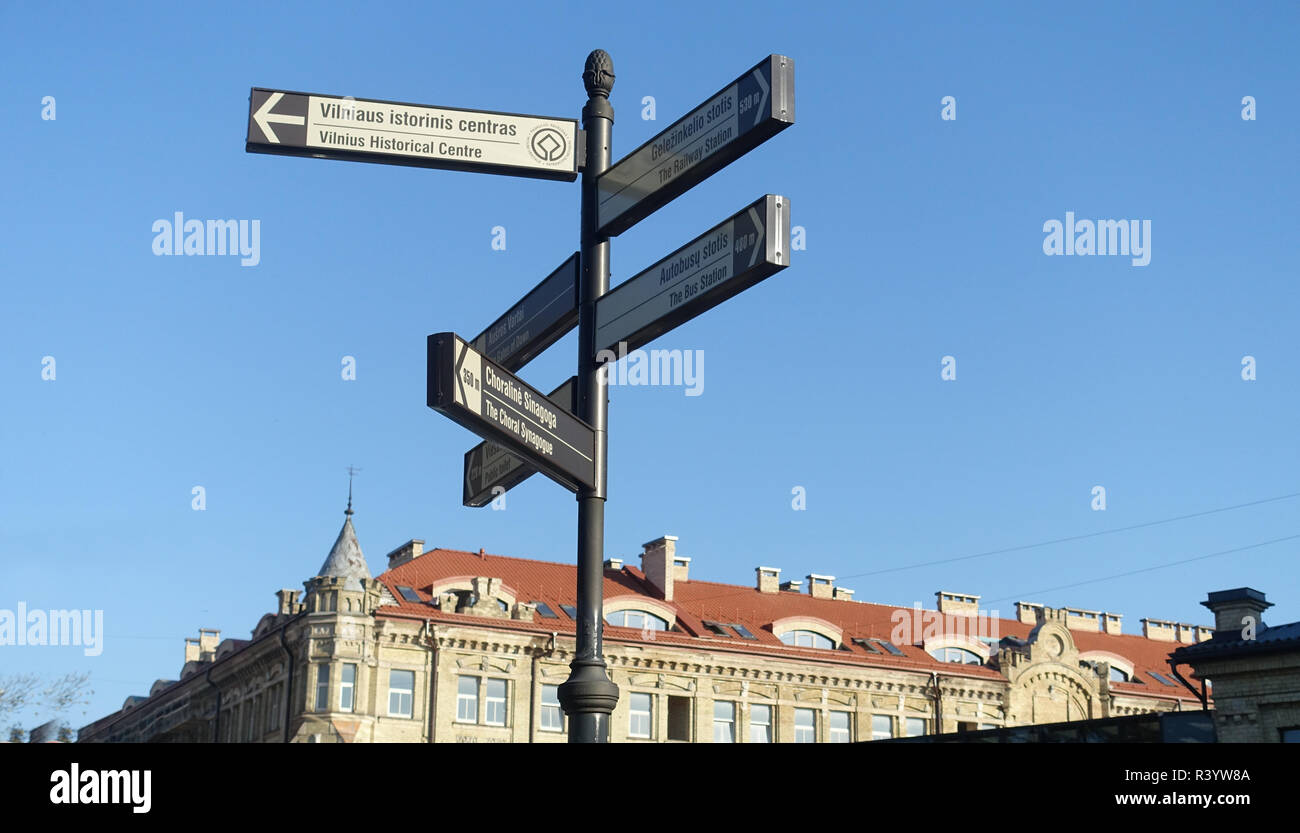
{"left": 377, "top": 546, "right": 1203, "bottom": 702}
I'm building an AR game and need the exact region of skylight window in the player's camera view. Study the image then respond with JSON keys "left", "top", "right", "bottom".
{"left": 1148, "top": 671, "right": 1178, "bottom": 687}
{"left": 871, "top": 639, "right": 906, "bottom": 657}
{"left": 702, "top": 621, "right": 731, "bottom": 637}
{"left": 729, "top": 624, "right": 758, "bottom": 640}
{"left": 852, "top": 638, "right": 882, "bottom": 654}
{"left": 396, "top": 586, "right": 422, "bottom": 603}
{"left": 560, "top": 604, "right": 577, "bottom": 619}
{"left": 532, "top": 601, "right": 558, "bottom": 619}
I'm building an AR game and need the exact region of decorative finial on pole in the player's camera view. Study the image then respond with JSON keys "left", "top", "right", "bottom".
{"left": 345, "top": 465, "right": 361, "bottom": 516}
{"left": 583, "top": 50, "right": 614, "bottom": 99}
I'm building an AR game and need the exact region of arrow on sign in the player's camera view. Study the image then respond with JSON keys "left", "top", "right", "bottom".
{"left": 252, "top": 91, "right": 306, "bottom": 144}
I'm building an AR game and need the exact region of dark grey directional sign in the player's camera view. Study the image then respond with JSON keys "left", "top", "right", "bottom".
{"left": 595, "top": 195, "right": 789, "bottom": 358}
{"left": 471, "top": 253, "right": 579, "bottom": 372}
{"left": 246, "top": 88, "right": 579, "bottom": 181}
{"left": 596, "top": 55, "right": 794, "bottom": 236}
{"left": 428, "top": 334, "right": 595, "bottom": 492}
{"left": 463, "top": 378, "right": 576, "bottom": 507}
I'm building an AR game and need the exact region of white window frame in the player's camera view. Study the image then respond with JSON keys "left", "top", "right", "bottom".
{"left": 829, "top": 710, "right": 851, "bottom": 743}
{"left": 606, "top": 609, "right": 669, "bottom": 631}
{"left": 713, "top": 701, "right": 736, "bottom": 743}
{"left": 484, "top": 678, "right": 507, "bottom": 727}
{"left": 315, "top": 664, "right": 330, "bottom": 712}
{"left": 905, "top": 716, "right": 927, "bottom": 737}
{"left": 794, "top": 708, "right": 816, "bottom": 743}
{"left": 339, "top": 663, "right": 356, "bottom": 713}
{"left": 749, "top": 704, "right": 772, "bottom": 743}
{"left": 628, "top": 692, "right": 653, "bottom": 739}
{"left": 388, "top": 669, "right": 415, "bottom": 718}
{"left": 456, "top": 675, "right": 478, "bottom": 723}
{"left": 872, "top": 714, "right": 893, "bottom": 740}
{"left": 540, "top": 684, "right": 564, "bottom": 733}
{"left": 780, "top": 629, "right": 835, "bottom": 650}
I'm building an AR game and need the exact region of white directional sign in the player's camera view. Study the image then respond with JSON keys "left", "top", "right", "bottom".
{"left": 247, "top": 88, "right": 579, "bottom": 181}
{"left": 596, "top": 56, "right": 794, "bottom": 236}
{"left": 595, "top": 195, "right": 789, "bottom": 358}
{"left": 428, "top": 334, "right": 595, "bottom": 492}
{"left": 463, "top": 378, "right": 576, "bottom": 507}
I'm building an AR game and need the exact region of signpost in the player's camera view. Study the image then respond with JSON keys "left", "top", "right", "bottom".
{"left": 595, "top": 195, "right": 789, "bottom": 358}
{"left": 428, "top": 334, "right": 594, "bottom": 493}
{"left": 246, "top": 89, "right": 579, "bottom": 181}
{"left": 595, "top": 55, "right": 794, "bottom": 236}
{"left": 247, "top": 51, "right": 795, "bottom": 743}
{"left": 463, "top": 378, "right": 576, "bottom": 507}
{"left": 471, "top": 253, "right": 579, "bottom": 372}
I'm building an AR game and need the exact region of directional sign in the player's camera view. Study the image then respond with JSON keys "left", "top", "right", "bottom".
{"left": 471, "top": 253, "right": 579, "bottom": 372}
{"left": 595, "top": 195, "right": 789, "bottom": 358}
{"left": 428, "top": 334, "right": 595, "bottom": 492}
{"left": 463, "top": 378, "right": 576, "bottom": 507}
{"left": 246, "top": 88, "right": 579, "bottom": 181}
{"left": 596, "top": 55, "right": 794, "bottom": 236}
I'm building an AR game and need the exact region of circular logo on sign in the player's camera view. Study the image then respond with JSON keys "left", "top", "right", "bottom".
{"left": 528, "top": 126, "right": 568, "bottom": 164}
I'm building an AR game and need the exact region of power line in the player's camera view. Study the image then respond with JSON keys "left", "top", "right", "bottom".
{"left": 986, "top": 533, "right": 1300, "bottom": 605}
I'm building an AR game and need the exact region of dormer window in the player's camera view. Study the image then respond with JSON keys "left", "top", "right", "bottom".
{"left": 931, "top": 646, "right": 983, "bottom": 665}
{"left": 779, "top": 629, "right": 835, "bottom": 650}
{"left": 606, "top": 610, "right": 669, "bottom": 631}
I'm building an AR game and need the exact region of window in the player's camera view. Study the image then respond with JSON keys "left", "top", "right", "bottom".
{"left": 395, "top": 585, "right": 422, "bottom": 602}
{"left": 729, "top": 623, "right": 758, "bottom": 640}
{"left": 496, "top": 599, "right": 509, "bottom": 613}
{"left": 315, "top": 664, "right": 330, "bottom": 711}
{"left": 931, "top": 646, "right": 983, "bottom": 665}
{"left": 829, "top": 711, "right": 851, "bottom": 743}
{"left": 871, "top": 714, "right": 893, "bottom": 740}
{"left": 485, "top": 678, "right": 507, "bottom": 726}
{"left": 853, "top": 637, "right": 882, "bottom": 654}
{"left": 559, "top": 604, "right": 577, "bottom": 619}
{"left": 456, "top": 675, "right": 478, "bottom": 723}
{"left": 1282, "top": 727, "right": 1300, "bottom": 743}
{"left": 794, "top": 708, "right": 816, "bottom": 743}
{"left": 702, "top": 620, "right": 731, "bottom": 636}
{"left": 339, "top": 664, "right": 356, "bottom": 712}
{"left": 779, "top": 629, "right": 835, "bottom": 650}
{"left": 872, "top": 639, "right": 906, "bottom": 656}
{"left": 540, "top": 684, "right": 563, "bottom": 732}
{"left": 750, "top": 704, "right": 772, "bottom": 743}
{"left": 533, "top": 601, "right": 558, "bottom": 619}
{"left": 629, "top": 692, "right": 653, "bottom": 739}
{"left": 1148, "top": 671, "right": 1178, "bottom": 687}
{"left": 606, "top": 609, "right": 669, "bottom": 631}
{"left": 388, "top": 669, "right": 415, "bottom": 718}
{"left": 1110, "top": 667, "right": 1130, "bottom": 682}
{"left": 268, "top": 686, "right": 281, "bottom": 731}
{"left": 905, "top": 717, "right": 927, "bottom": 737}
{"left": 713, "top": 701, "right": 736, "bottom": 743}
{"left": 667, "top": 696, "right": 691, "bottom": 741}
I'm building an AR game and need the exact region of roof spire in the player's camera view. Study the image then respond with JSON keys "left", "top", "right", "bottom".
{"left": 345, "top": 465, "right": 361, "bottom": 516}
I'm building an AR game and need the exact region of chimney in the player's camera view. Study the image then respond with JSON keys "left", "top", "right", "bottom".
{"left": 756, "top": 566, "right": 781, "bottom": 594}
{"left": 1102, "top": 612, "right": 1123, "bottom": 635}
{"left": 936, "top": 591, "right": 980, "bottom": 617}
{"left": 184, "top": 638, "right": 202, "bottom": 664}
{"left": 672, "top": 556, "right": 691, "bottom": 583}
{"left": 198, "top": 628, "right": 220, "bottom": 658}
{"left": 1196, "top": 625, "right": 1214, "bottom": 642}
{"left": 806, "top": 574, "right": 834, "bottom": 599}
{"left": 1015, "top": 602, "right": 1043, "bottom": 625}
{"left": 276, "top": 589, "right": 301, "bottom": 615}
{"left": 604, "top": 557, "right": 623, "bottom": 571}
{"left": 512, "top": 602, "right": 536, "bottom": 622}
{"left": 641, "top": 536, "right": 677, "bottom": 601}
{"left": 833, "top": 587, "right": 855, "bottom": 602}
{"left": 1141, "top": 618, "right": 1178, "bottom": 642}
{"left": 1201, "top": 587, "right": 1272, "bottom": 638}
{"left": 780, "top": 579, "right": 803, "bottom": 593}
{"left": 1064, "top": 608, "right": 1102, "bottom": 632}
{"left": 1176, "top": 623, "right": 1199, "bottom": 644}
{"left": 386, "top": 539, "right": 425, "bottom": 569}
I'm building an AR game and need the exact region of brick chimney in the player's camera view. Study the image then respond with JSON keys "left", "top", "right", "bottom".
{"left": 780, "top": 579, "right": 803, "bottom": 593}
{"left": 756, "top": 566, "right": 781, "bottom": 594}
{"left": 833, "top": 587, "right": 855, "bottom": 601}
{"left": 641, "top": 536, "right": 678, "bottom": 601}
{"left": 936, "top": 591, "right": 980, "bottom": 617}
{"left": 806, "top": 574, "right": 834, "bottom": 599}
{"left": 1201, "top": 587, "right": 1272, "bottom": 638}
{"left": 386, "top": 539, "right": 425, "bottom": 569}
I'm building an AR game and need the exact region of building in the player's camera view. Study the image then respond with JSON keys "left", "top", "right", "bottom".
{"left": 79, "top": 507, "right": 1208, "bottom": 743}
{"left": 1171, "top": 588, "right": 1300, "bottom": 742}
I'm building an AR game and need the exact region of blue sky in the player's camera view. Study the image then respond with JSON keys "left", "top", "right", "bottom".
{"left": 2, "top": 1, "right": 1297, "bottom": 732}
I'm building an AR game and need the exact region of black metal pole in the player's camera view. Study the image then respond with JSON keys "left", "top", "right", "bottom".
{"left": 557, "top": 49, "right": 619, "bottom": 743}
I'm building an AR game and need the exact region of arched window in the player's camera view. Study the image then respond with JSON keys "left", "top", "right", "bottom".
{"left": 606, "top": 610, "right": 668, "bottom": 631}
{"left": 931, "top": 646, "right": 983, "bottom": 665}
{"left": 779, "top": 629, "right": 835, "bottom": 650}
